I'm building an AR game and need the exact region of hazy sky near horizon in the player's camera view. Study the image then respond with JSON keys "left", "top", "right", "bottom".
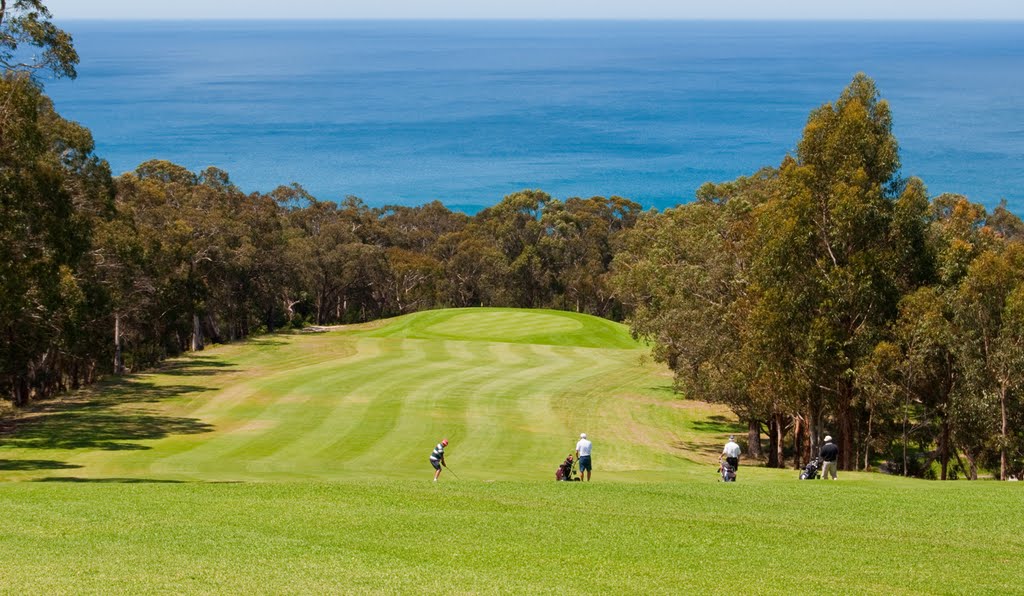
{"left": 46, "top": 0, "right": 1024, "bottom": 21}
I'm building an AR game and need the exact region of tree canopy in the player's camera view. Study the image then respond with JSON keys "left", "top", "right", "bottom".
{"left": 0, "top": 0, "right": 78, "bottom": 79}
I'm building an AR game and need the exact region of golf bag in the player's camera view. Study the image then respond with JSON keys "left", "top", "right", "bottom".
{"left": 800, "top": 458, "right": 822, "bottom": 480}
{"left": 719, "top": 460, "right": 737, "bottom": 482}
{"left": 556, "top": 454, "right": 580, "bottom": 481}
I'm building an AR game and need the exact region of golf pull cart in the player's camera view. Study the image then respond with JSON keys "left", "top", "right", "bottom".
{"left": 799, "top": 457, "right": 822, "bottom": 480}
{"left": 556, "top": 453, "right": 581, "bottom": 481}
{"left": 719, "top": 460, "right": 737, "bottom": 482}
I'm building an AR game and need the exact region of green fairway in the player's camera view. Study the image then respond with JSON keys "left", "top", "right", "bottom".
{"left": 0, "top": 308, "right": 729, "bottom": 482}
{"left": 2, "top": 308, "right": 1021, "bottom": 593}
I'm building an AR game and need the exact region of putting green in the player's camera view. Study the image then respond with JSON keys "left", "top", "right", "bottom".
{"left": 0, "top": 308, "right": 734, "bottom": 482}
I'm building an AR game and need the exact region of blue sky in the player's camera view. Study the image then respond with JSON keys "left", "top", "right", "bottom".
{"left": 45, "top": 0, "right": 1024, "bottom": 20}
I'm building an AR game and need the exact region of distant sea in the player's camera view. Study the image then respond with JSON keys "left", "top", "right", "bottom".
{"left": 47, "top": 20, "right": 1024, "bottom": 212}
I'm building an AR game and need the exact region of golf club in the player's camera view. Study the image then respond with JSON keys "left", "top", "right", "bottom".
{"left": 444, "top": 465, "right": 460, "bottom": 479}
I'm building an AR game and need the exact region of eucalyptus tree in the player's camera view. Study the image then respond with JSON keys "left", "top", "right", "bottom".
{"left": 473, "top": 190, "right": 551, "bottom": 307}
{"left": 539, "top": 195, "right": 641, "bottom": 317}
{"left": 0, "top": 75, "right": 114, "bottom": 404}
{"left": 612, "top": 171, "right": 775, "bottom": 460}
{"left": 378, "top": 200, "right": 468, "bottom": 253}
{"left": 751, "top": 74, "right": 926, "bottom": 469}
{"left": 285, "top": 196, "right": 360, "bottom": 324}
{"left": 859, "top": 286, "right": 955, "bottom": 476}
{"left": 432, "top": 230, "right": 510, "bottom": 308}
{"left": 951, "top": 244, "right": 1024, "bottom": 480}
{"left": 117, "top": 161, "right": 228, "bottom": 352}
{"left": 0, "top": 0, "right": 77, "bottom": 79}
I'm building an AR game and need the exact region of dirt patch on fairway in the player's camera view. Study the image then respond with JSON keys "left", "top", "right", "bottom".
{"left": 233, "top": 420, "right": 277, "bottom": 433}
{"left": 302, "top": 320, "right": 388, "bottom": 333}
{"left": 622, "top": 393, "right": 726, "bottom": 413}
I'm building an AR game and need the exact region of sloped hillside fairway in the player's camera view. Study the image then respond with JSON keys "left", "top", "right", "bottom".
{"left": 2, "top": 309, "right": 1023, "bottom": 593}
{"left": 0, "top": 308, "right": 725, "bottom": 482}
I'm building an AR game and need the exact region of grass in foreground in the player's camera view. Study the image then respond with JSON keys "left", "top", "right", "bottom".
{"left": 1, "top": 476, "right": 1021, "bottom": 594}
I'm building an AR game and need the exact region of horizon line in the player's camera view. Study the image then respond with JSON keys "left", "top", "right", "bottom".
{"left": 55, "top": 17, "right": 1024, "bottom": 23}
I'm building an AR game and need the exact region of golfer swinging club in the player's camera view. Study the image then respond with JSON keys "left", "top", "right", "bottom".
{"left": 430, "top": 438, "right": 449, "bottom": 481}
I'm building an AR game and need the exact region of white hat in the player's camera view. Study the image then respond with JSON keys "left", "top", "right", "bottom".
{"left": 580, "top": 433, "right": 587, "bottom": 439}
{"left": 824, "top": 435, "right": 833, "bottom": 442}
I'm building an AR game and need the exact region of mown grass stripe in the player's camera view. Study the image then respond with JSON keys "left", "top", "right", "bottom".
{"left": 145, "top": 339, "right": 412, "bottom": 479}
{"left": 0, "top": 308, "right": 726, "bottom": 482}
{"left": 205, "top": 338, "right": 430, "bottom": 477}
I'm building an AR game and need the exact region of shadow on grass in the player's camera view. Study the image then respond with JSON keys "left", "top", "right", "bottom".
{"left": 246, "top": 337, "right": 289, "bottom": 347}
{"left": 0, "top": 410, "right": 213, "bottom": 450}
{"left": 0, "top": 359, "right": 220, "bottom": 455}
{"left": 672, "top": 440, "right": 722, "bottom": 456}
{"left": 151, "top": 354, "right": 237, "bottom": 377}
{"left": 646, "top": 384, "right": 678, "bottom": 395}
{"left": 690, "top": 415, "right": 745, "bottom": 435}
{"left": 33, "top": 476, "right": 185, "bottom": 483}
{"left": 0, "top": 459, "right": 82, "bottom": 471}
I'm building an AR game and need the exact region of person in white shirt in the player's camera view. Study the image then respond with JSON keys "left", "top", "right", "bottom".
{"left": 575, "top": 433, "right": 593, "bottom": 481}
{"left": 720, "top": 435, "right": 741, "bottom": 477}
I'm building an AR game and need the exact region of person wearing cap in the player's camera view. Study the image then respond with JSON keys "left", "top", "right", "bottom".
{"left": 575, "top": 433, "right": 593, "bottom": 481}
{"left": 820, "top": 435, "right": 839, "bottom": 479}
{"left": 720, "top": 435, "right": 741, "bottom": 476}
{"left": 430, "top": 438, "right": 449, "bottom": 481}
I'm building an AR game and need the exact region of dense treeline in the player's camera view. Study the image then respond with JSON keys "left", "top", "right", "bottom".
{"left": 611, "top": 74, "right": 1024, "bottom": 480}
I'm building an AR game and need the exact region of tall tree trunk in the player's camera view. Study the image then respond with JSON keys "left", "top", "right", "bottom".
{"left": 1000, "top": 385, "right": 1008, "bottom": 481}
{"left": 963, "top": 449, "right": 978, "bottom": 481}
{"left": 206, "top": 314, "right": 221, "bottom": 344}
{"left": 767, "top": 417, "right": 779, "bottom": 468}
{"left": 793, "top": 416, "right": 804, "bottom": 470}
{"left": 13, "top": 376, "right": 29, "bottom": 407}
{"left": 940, "top": 417, "right": 950, "bottom": 481}
{"left": 863, "top": 408, "right": 872, "bottom": 471}
{"left": 807, "top": 407, "right": 819, "bottom": 464}
{"left": 839, "top": 387, "right": 854, "bottom": 471}
{"left": 113, "top": 312, "right": 125, "bottom": 375}
{"left": 191, "top": 313, "right": 204, "bottom": 352}
{"left": 747, "top": 419, "right": 763, "bottom": 459}
{"left": 771, "top": 412, "right": 785, "bottom": 468}
{"left": 902, "top": 401, "right": 909, "bottom": 477}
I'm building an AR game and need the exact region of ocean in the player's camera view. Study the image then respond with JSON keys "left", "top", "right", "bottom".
{"left": 46, "top": 20, "right": 1024, "bottom": 212}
